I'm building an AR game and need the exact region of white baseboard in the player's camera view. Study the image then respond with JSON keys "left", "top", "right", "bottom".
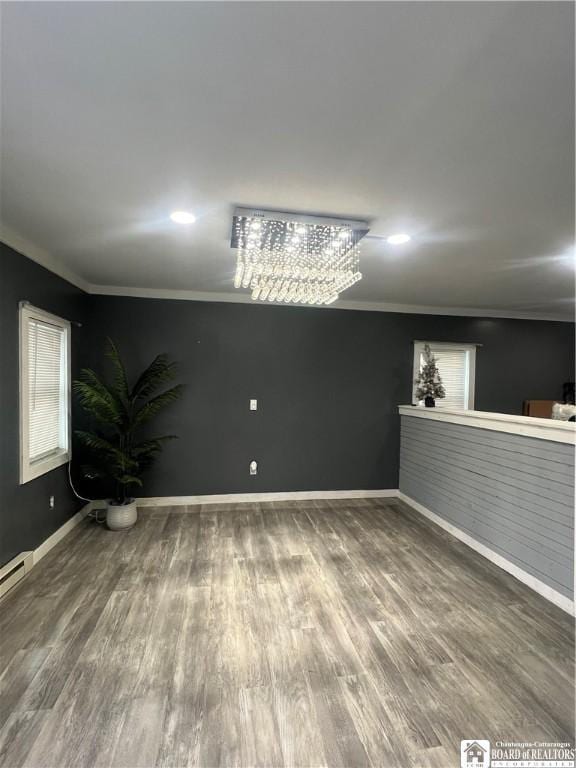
{"left": 0, "top": 551, "right": 34, "bottom": 600}
{"left": 397, "top": 491, "right": 575, "bottom": 616}
{"left": 135, "top": 489, "right": 399, "bottom": 507}
{"left": 33, "top": 501, "right": 93, "bottom": 565}
{"left": 0, "top": 502, "right": 93, "bottom": 601}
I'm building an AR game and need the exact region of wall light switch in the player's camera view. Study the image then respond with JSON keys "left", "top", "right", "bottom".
{"left": 250, "top": 399, "right": 258, "bottom": 411}
{"left": 250, "top": 460, "right": 258, "bottom": 475}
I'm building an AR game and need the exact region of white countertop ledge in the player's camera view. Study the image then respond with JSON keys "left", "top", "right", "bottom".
{"left": 398, "top": 405, "right": 576, "bottom": 445}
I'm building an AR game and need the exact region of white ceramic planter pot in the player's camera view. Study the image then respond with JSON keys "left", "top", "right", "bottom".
{"left": 107, "top": 500, "right": 138, "bottom": 531}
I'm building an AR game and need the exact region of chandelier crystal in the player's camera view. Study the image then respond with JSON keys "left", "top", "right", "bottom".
{"left": 231, "top": 208, "right": 368, "bottom": 306}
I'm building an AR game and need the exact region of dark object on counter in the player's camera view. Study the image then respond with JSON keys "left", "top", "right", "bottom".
{"left": 562, "top": 382, "right": 575, "bottom": 404}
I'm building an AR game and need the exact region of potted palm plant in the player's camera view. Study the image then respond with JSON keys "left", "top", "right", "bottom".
{"left": 73, "top": 339, "right": 182, "bottom": 530}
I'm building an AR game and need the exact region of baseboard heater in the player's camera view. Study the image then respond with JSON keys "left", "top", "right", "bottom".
{"left": 0, "top": 551, "right": 34, "bottom": 600}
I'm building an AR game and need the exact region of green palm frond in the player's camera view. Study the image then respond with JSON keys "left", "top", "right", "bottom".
{"left": 132, "top": 436, "right": 178, "bottom": 471}
{"left": 73, "top": 340, "right": 182, "bottom": 503}
{"left": 80, "top": 464, "right": 106, "bottom": 480}
{"left": 75, "top": 430, "right": 122, "bottom": 457}
{"left": 75, "top": 431, "right": 139, "bottom": 469}
{"left": 133, "top": 385, "right": 183, "bottom": 427}
{"left": 77, "top": 368, "right": 114, "bottom": 403}
{"left": 116, "top": 475, "right": 144, "bottom": 488}
{"left": 73, "top": 376, "right": 123, "bottom": 425}
{"left": 132, "top": 436, "right": 178, "bottom": 457}
{"left": 105, "top": 338, "right": 130, "bottom": 403}
{"left": 131, "top": 354, "right": 177, "bottom": 402}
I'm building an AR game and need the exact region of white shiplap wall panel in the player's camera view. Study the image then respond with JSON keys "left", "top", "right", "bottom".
{"left": 399, "top": 415, "right": 575, "bottom": 600}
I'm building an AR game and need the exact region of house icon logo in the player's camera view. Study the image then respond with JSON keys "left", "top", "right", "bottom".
{"left": 461, "top": 740, "right": 490, "bottom": 768}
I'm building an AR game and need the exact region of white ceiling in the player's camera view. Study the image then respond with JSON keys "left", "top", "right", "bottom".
{"left": 1, "top": 2, "right": 574, "bottom": 319}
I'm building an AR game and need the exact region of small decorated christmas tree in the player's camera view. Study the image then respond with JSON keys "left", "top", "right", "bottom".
{"left": 415, "top": 344, "right": 446, "bottom": 406}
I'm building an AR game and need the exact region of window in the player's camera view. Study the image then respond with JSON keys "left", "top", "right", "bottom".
{"left": 412, "top": 341, "right": 476, "bottom": 410}
{"left": 19, "top": 304, "right": 71, "bottom": 484}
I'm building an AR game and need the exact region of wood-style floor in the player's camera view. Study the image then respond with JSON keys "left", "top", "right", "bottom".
{"left": 0, "top": 498, "right": 574, "bottom": 768}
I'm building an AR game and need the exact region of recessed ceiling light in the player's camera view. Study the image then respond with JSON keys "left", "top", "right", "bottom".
{"left": 170, "top": 211, "right": 196, "bottom": 224}
{"left": 386, "top": 233, "right": 411, "bottom": 245}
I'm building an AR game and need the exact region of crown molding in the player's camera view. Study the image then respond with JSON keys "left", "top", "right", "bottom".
{"left": 88, "top": 283, "right": 573, "bottom": 322}
{"left": 0, "top": 225, "right": 90, "bottom": 292}
{"left": 2, "top": 227, "right": 572, "bottom": 323}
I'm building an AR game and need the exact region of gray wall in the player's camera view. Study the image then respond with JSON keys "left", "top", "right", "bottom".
{"left": 399, "top": 415, "right": 575, "bottom": 599}
{"left": 0, "top": 243, "right": 87, "bottom": 566}
{"left": 85, "top": 295, "right": 575, "bottom": 499}
{"left": 1, "top": 242, "right": 574, "bottom": 567}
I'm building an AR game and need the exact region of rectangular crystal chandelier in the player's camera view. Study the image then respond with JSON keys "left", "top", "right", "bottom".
{"left": 231, "top": 207, "right": 369, "bottom": 306}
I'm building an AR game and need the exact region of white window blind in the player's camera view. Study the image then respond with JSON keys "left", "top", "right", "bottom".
{"left": 413, "top": 342, "right": 476, "bottom": 410}
{"left": 20, "top": 305, "right": 70, "bottom": 483}
{"left": 28, "top": 319, "right": 67, "bottom": 459}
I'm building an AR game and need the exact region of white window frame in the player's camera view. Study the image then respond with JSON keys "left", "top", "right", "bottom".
{"left": 412, "top": 341, "right": 477, "bottom": 410}
{"left": 19, "top": 304, "right": 71, "bottom": 484}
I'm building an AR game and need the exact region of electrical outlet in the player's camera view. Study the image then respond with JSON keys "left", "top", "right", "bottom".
{"left": 250, "top": 399, "right": 258, "bottom": 411}
{"left": 49, "top": 495, "right": 55, "bottom": 509}
{"left": 250, "top": 460, "right": 258, "bottom": 475}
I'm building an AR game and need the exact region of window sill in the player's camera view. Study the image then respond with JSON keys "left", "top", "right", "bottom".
{"left": 20, "top": 449, "right": 70, "bottom": 485}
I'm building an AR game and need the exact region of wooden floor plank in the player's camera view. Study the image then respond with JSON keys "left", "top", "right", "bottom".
{"left": 0, "top": 499, "right": 573, "bottom": 768}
